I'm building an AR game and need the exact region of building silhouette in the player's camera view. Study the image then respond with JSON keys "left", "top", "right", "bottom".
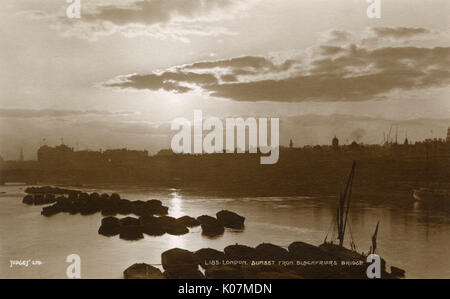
{"left": 332, "top": 136, "right": 339, "bottom": 150}
{"left": 37, "top": 144, "right": 148, "bottom": 169}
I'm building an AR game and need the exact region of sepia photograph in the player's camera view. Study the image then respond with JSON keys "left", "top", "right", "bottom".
{"left": 0, "top": 0, "right": 449, "bottom": 283}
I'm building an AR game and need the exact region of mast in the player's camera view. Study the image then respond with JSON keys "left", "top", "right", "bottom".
{"left": 395, "top": 125, "right": 398, "bottom": 144}
{"left": 387, "top": 126, "right": 393, "bottom": 143}
{"left": 371, "top": 221, "right": 380, "bottom": 254}
{"left": 337, "top": 161, "right": 356, "bottom": 247}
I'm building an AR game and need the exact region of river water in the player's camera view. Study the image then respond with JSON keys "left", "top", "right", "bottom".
{"left": 0, "top": 184, "right": 449, "bottom": 279}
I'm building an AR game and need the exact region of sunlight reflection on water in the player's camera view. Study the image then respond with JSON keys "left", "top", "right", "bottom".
{"left": 170, "top": 191, "right": 183, "bottom": 218}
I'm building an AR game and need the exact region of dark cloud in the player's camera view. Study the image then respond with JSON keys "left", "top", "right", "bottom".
{"left": 106, "top": 43, "right": 450, "bottom": 102}
{"left": 0, "top": 109, "right": 131, "bottom": 118}
{"left": 205, "top": 70, "right": 430, "bottom": 102}
{"left": 107, "top": 71, "right": 218, "bottom": 93}
{"left": 105, "top": 55, "right": 296, "bottom": 91}
{"left": 370, "top": 27, "right": 431, "bottom": 39}
{"left": 185, "top": 56, "right": 295, "bottom": 72}
{"left": 319, "top": 45, "right": 346, "bottom": 56}
{"left": 43, "top": 0, "right": 255, "bottom": 40}
{"left": 80, "top": 0, "right": 241, "bottom": 26}
{"left": 322, "top": 30, "right": 353, "bottom": 44}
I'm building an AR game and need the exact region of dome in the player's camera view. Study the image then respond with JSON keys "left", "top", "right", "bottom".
{"left": 332, "top": 136, "right": 339, "bottom": 148}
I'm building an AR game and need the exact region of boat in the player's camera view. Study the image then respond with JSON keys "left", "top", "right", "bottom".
{"left": 320, "top": 161, "right": 405, "bottom": 279}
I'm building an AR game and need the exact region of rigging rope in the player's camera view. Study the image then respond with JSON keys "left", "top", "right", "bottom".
{"left": 347, "top": 220, "right": 358, "bottom": 252}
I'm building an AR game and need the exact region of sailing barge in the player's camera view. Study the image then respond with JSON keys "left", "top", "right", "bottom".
{"left": 318, "top": 161, "right": 405, "bottom": 279}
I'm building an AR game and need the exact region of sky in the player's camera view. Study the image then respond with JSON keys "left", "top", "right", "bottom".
{"left": 0, "top": 0, "right": 449, "bottom": 160}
